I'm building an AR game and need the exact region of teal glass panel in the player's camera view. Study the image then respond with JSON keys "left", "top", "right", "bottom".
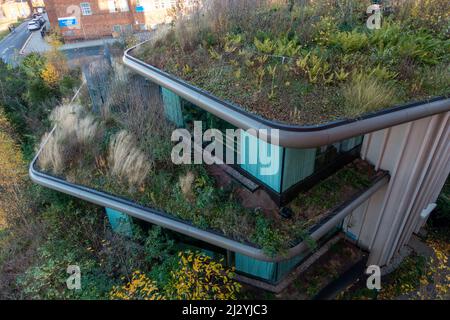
{"left": 161, "top": 87, "right": 184, "bottom": 127}
{"left": 340, "top": 135, "right": 363, "bottom": 152}
{"left": 235, "top": 253, "right": 277, "bottom": 282}
{"left": 282, "top": 147, "right": 317, "bottom": 192}
{"left": 239, "top": 131, "right": 283, "bottom": 192}
{"left": 276, "top": 253, "right": 305, "bottom": 281}
{"left": 105, "top": 208, "right": 133, "bottom": 236}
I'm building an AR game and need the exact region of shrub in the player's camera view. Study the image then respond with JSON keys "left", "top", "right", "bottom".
{"left": 145, "top": 226, "right": 178, "bottom": 286}
{"left": 252, "top": 215, "right": 287, "bottom": 256}
{"left": 41, "top": 63, "right": 60, "bottom": 87}
{"left": 341, "top": 73, "right": 397, "bottom": 117}
{"left": 165, "top": 251, "right": 241, "bottom": 300}
{"left": 108, "top": 130, "right": 152, "bottom": 188}
{"left": 16, "top": 236, "right": 108, "bottom": 299}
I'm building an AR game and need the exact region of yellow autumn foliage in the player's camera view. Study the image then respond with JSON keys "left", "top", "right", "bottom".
{"left": 41, "top": 45, "right": 69, "bottom": 87}
{"left": 166, "top": 251, "right": 241, "bottom": 300}
{"left": 0, "top": 111, "right": 26, "bottom": 227}
{"left": 110, "top": 271, "right": 165, "bottom": 300}
{"left": 110, "top": 251, "right": 241, "bottom": 300}
{"left": 41, "top": 63, "right": 60, "bottom": 87}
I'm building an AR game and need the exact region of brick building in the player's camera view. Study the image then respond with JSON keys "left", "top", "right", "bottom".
{"left": 0, "top": 1, "right": 31, "bottom": 22}
{"left": 44, "top": 0, "right": 190, "bottom": 41}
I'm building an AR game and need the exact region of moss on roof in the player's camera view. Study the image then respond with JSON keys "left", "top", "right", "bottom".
{"left": 133, "top": 0, "right": 450, "bottom": 125}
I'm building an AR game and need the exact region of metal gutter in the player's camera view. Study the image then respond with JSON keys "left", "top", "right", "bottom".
{"left": 123, "top": 43, "right": 450, "bottom": 148}
{"left": 29, "top": 143, "right": 389, "bottom": 262}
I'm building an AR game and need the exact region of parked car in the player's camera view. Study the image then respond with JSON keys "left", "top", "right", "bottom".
{"left": 32, "top": 14, "right": 45, "bottom": 24}
{"left": 27, "top": 20, "right": 41, "bottom": 31}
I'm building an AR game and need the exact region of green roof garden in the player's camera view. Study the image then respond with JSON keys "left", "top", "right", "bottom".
{"left": 132, "top": 0, "right": 449, "bottom": 125}
{"left": 35, "top": 84, "right": 386, "bottom": 256}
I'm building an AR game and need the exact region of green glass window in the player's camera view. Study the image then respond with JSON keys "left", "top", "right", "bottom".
{"left": 105, "top": 208, "right": 133, "bottom": 236}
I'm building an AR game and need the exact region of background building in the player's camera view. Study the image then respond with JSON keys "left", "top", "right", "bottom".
{"left": 44, "top": 0, "right": 191, "bottom": 41}
{"left": 0, "top": 0, "right": 31, "bottom": 22}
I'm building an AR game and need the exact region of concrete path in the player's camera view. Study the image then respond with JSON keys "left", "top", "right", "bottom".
{"left": 21, "top": 34, "right": 119, "bottom": 56}
{"left": 20, "top": 27, "right": 51, "bottom": 55}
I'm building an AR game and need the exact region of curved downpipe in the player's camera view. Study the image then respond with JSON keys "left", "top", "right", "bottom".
{"left": 123, "top": 44, "right": 450, "bottom": 148}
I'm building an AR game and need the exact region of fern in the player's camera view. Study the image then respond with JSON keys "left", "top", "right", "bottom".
{"left": 254, "top": 37, "right": 275, "bottom": 54}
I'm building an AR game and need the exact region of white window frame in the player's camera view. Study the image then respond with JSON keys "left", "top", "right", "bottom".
{"left": 108, "top": 0, "right": 117, "bottom": 13}
{"left": 80, "top": 2, "right": 92, "bottom": 16}
{"left": 108, "top": 0, "right": 129, "bottom": 13}
{"left": 119, "top": 0, "right": 130, "bottom": 12}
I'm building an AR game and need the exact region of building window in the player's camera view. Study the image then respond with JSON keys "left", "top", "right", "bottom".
{"left": 109, "top": 0, "right": 129, "bottom": 13}
{"left": 112, "top": 25, "right": 121, "bottom": 33}
{"left": 108, "top": 0, "right": 117, "bottom": 13}
{"left": 80, "top": 2, "right": 92, "bottom": 16}
{"left": 119, "top": 0, "right": 130, "bottom": 12}
{"left": 123, "top": 24, "right": 133, "bottom": 33}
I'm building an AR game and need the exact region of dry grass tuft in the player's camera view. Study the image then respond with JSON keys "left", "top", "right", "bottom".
{"left": 108, "top": 130, "right": 152, "bottom": 188}
{"left": 342, "top": 73, "right": 397, "bottom": 117}
{"left": 103, "top": 75, "right": 174, "bottom": 165}
{"left": 49, "top": 103, "right": 85, "bottom": 125}
{"left": 179, "top": 171, "right": 195, "bottom": 201}
{"left": 38, "top": 104, "right": 101, "bottom": 174}
{"left": 37, "top": 132, "right": 64, "bottom": 174}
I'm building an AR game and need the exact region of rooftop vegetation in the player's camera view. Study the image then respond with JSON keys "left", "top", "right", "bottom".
{"left": 36, "top": 71, "right": 383, "bottom": 255}
{"left": 133, "top": 0, "right": 450, "bottom": 125}
{"left": 0, "top": 55, "right": 243, "bottom": 300}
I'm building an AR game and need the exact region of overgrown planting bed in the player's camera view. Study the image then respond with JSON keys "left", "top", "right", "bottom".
{"left": 133, "top": 0, "right": 449, "bottom": 125}
{"left": 35, "top": 73, "right": 384, "bottom": 255}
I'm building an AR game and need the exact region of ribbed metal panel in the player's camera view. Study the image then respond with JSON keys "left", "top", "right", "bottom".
{"left": 347, "top": 112, "right": 450, "bottom": 267}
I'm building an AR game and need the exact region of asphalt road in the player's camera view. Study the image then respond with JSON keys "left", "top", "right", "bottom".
{"left": 0, "top": 20, "right": 31, "bottom": 66}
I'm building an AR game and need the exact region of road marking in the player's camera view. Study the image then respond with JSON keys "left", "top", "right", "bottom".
{"left": 19, "top": 32, "right": 33, "bottom": 55}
